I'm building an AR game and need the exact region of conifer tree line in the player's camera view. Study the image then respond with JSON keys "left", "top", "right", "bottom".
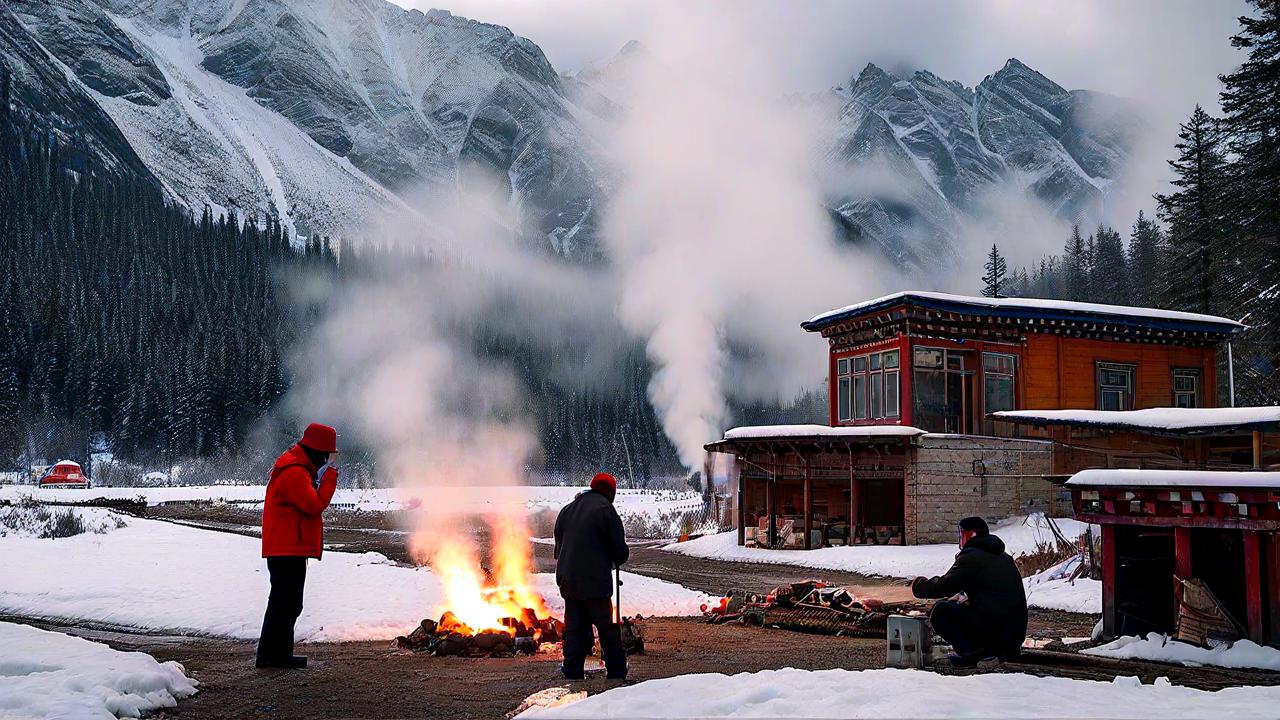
{"left": 0, "top": 83, "right": 328, "bottom": 471}
{"left": 995, "top": 0, "right": 1280, "bottom": 405}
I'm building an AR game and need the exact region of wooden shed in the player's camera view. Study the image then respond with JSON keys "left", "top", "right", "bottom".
{"left": 1066, "top": 469, "right": 1280, "bottom": 648}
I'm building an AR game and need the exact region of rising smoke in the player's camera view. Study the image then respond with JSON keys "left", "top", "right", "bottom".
{"left": 601, "top": 6, "right": 894, "bottom": 471}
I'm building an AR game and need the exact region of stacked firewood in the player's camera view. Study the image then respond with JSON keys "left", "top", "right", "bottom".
{"left": 703, "top": 580, "right": 926, "bottom": 636}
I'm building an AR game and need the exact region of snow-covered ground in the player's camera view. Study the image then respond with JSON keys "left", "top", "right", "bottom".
{"left": 517, "top": 667, "right": 1280, "bottom": 719}
{"left": 1086, "top": 633, "right": 1280, "bottom": 671}
{"left": 663, "top": 515, "right": 1099, "bottom": 613}
{"left": 0, "top": 509, "right": 709, "bottom": 641}
{"left": 0, "top": 621, "right": 198, "bottom": 720}
{"left": 0, "top": 484, "right": 702, "bottom": 518}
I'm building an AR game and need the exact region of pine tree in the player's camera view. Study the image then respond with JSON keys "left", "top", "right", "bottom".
{"left": 1127, "top": 211, "right": 1165, "bottom": 307}
{"left": 981, "top": 244, "right": 1008, "bottom": 297}
{"left": 1092, "top": 226, "right": 1129, "bottom": 305}
{"left": 1156, "top": 105, "right": 1228, "bottom": 315}
{"left": 1063, "top": 225, "right": 1089, "bottom": 300}
{"left": 1219, "top": 0, "right": 1280, "bottom": 401}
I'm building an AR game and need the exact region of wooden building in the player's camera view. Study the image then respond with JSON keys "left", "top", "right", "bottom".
{"left": 709, "top": 291, "right": 1245, "bottom": 548}
{"left": 1066, "top": 468, "right": 1280, "bottom": 648}
{"left": 993, "top": 407, "right": 1280, "bottom": 477}
{"left": 802, "top": 291, "right": 1241, "bottom": 435}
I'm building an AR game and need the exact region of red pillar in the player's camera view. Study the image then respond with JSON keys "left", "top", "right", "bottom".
{"left": 1245, "top": 530, "right": 1265, "bottom": 644}
{"left": 803, "top": 455, "right": 813, "bottom": 550}
{"left": 1269, "top": 532, "right": 1280, "bottom": 648}
{"left": 1101, "top": 524, "right": 1117, "bottom": 640}
{"left": 1174, "top": 526, "right": 1192, "bottom": 618}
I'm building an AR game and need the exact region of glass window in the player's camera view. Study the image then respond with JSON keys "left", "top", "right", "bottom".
{"left": 837, "top": 358, "right": 850, "bottom": 376}
{"left": 1096, "top": 363, "right": 1135, "bottom": 411}
{"left": 914, "top": 347, "right": 943, "bottom": 368}
{"left": 982, "top": 352, "right": 1017, "bottom": 415}
{"left": 947, "top": 353, "right": 965, "bottom": 371}
{"left": 1173, "top": 369, "right": 1200, "bottom": 408}
{"left": 885, "top": 370, "right": 900, "bottom": 417}
{"left": 854, "top": 375, "right": 867, "bottom": 419}
{"left": 837, "top": 376, "right": 851, "bottom": 421}
{"left": 983, "top": 353, "right": 1015, "bottom": 375}
{"left": 870, "top": 372, "right": 883, "bottom": 418}
{"left": 854, "top": 356, "right": 867, "bottom": 373}
{"left": 883, "top": 350, "right": 899, "bottom": 368}
{"left": 870, "top": 353, "right": 881, "bottom": 370}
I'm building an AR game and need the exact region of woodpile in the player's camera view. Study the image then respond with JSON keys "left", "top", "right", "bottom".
{"left": 702, "top": 580, "right": 926, "bottom": 636}
{"left": 394, "top": 609, "right": 563, "bottom": 658}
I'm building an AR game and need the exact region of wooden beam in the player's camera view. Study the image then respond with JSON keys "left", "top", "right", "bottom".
{"left": 1102, "top": 524, "right": 1117, "bottom": 640}
{"left": 849, "top": 447, "right": 857, "bottom": 545}
{"left": 1254, "top": 431, "right": 1263, "bottom": 469}
{"left": 736, "top": 470, "right": 746, "bottom": 547}
{"left": 767, "top": 452, "right": 777, "bottom": 548}
{"left": 1245, "top": 530, "right": 1265, "bottom": 643}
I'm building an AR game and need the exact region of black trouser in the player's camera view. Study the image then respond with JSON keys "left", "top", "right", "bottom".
{"left": 258, "top": 556, "right": 307, "bottom": 663}
{"left": 930, "top": 599, "right": 1018, "bottom": 659}
{"left": 561, "top": 596, "right": 627, "bottom": 679}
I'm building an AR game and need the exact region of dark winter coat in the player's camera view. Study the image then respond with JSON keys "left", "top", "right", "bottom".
{"left": 261, "top": 444, "right": 337, "bottom": 558}
{"left": 554, "top": 489, "right": 630, "bottom": 599}
{"left": 911, "top": 533, "right": 1028, "bottom": 652}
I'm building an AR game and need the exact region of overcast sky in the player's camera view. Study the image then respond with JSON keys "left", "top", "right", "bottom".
{"left": 393, "top": 1, "right": 1247, "bottom": 112}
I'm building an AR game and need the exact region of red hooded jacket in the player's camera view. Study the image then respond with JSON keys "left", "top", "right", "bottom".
{"left": 261, "top": 444, "right": 338, "bottom": 558}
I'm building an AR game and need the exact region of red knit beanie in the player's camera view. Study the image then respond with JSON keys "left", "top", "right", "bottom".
{"left": 590, "top": 472, "right": 617, "bottom": 499}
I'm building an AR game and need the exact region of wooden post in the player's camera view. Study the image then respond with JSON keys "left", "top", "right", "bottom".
{"left": 1245, "top": 530, "right": 1265, "bottom": 643}
{"left": 736, "top": 455, "right": 746, "bottom": 547}
{"left": 803, "top": 453, "right": 813, "bottom": 550}
{"left": 1269, "top": 532, "right": 1280, "bottom": 648}
{"left": 1174, "top": 526, "right": 1192, "bottom": 619}
{"left": 767, "top": 449, "right": 778, "bottom": 548}
{"left": 848, "top": 447, "right": 857, "bottom": 545}
{"left": 1253, "top": 431, "right": 1263, "bottom": 469}
{"left": 1101, "top": 524, "right": 1117, "bottom": 640}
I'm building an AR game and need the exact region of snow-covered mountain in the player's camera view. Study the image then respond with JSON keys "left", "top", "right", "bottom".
{"left": 826, "top": 59, "right": 1142, "bottom": 267}
{"left": 2, "top": 1, "right": 1140, "bottom": 268}
{"left": 4, "top": 0, "right": 601, "bottom": 256}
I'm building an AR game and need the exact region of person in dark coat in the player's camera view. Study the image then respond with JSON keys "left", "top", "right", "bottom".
{"left": 257, "top": 423, "right": 339, "bottom": 669}
{"left": 911, "top": 516, "right": 1028, "bottom": 667}
{"left": 554, "top": 472, "right": 630, "bottom": 680}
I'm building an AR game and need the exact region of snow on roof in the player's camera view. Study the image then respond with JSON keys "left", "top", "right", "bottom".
{"left": 1067, "top": 468, "right": 1280, "bottom": 490}
{"left": 719, "top": 424, "right": 926, "bottom": 442}
{"left": 802, "top": 291, "right": 1243, "bottom": 334}
{"left": 992, "top": 407, "right": 1280, "bottom": 435}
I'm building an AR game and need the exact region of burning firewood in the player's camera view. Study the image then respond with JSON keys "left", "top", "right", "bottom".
{"left": 394, "top": 608, "right": 565, "bottom": 658}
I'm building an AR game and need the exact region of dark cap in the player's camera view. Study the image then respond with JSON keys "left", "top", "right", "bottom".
{"left": 959, "top": 516, "right": 989, "bottom": 535}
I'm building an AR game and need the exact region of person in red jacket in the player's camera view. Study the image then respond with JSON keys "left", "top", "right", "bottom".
{"left": 256, "top": 423, "right": 339, "bottom": 669}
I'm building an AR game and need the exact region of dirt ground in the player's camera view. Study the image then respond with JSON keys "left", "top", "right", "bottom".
{"left": 30, "top": 503, "right": 1276, "bottom": 718}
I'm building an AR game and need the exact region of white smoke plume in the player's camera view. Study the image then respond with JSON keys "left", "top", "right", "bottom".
{"left": 602, "top": 7, "right": 895, "bottom": 471}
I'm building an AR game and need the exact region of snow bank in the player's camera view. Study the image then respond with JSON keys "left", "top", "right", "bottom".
{"left": 0, "top": 484, "right": 702, "bottom": 517}
{"left": 0, "top": 509, "right": 708, "bottom": 641}
{"left": 0, "top": 621, "right": 197, "bottom": 720}
{"left": 1023, "top": 555, "right": 1102, "bottom": 614}
{"left": 518, "top": 667, "right": 1280, "bottom": 719}
{"left": 1085, "top": 633, "right": 1280, "bottom": 671}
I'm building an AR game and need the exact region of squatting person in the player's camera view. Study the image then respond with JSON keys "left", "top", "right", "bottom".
{"left": 554, "top": 472, "right": 630, "bottom": 680}
{"left": 911, "top": 516, "right": 1028, "bottom": 667}
{"left": 256, "top": 423, "right": 340, "bottom": 669}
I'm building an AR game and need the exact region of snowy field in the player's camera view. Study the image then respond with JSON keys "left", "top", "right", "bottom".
{"left": 0, "top": 483, "right": 702, "bottom": 518}
{"left": 516, "top": 667, "right": 1280, "bottom": 719}
{"left": 0, "top": 621, "right": 197, "bottom": 720}
{"left": 0, "top": 508, "right": 710, "bottom": 641}
{"left": 663, "top": 515, "right": 1101, "bottom": 613}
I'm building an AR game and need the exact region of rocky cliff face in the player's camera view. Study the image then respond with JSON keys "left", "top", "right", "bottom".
{"left": 2, "top": 2, "right": 1140, "bottom": 268}
{"left": 826, "top": 59, "right": 1141, "bottom": 268}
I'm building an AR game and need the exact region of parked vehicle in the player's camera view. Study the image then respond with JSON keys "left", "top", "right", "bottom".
{"left": 38, "top": 461, "right": 89, "bottom": 489}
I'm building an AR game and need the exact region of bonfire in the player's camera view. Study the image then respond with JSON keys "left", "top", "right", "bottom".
{"left": 398, "top": 515, "right": 563, "bottom": 657}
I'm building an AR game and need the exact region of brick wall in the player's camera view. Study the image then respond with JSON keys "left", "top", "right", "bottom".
{"left": 906, "top": 435, "right": 1057, "bottom": 544}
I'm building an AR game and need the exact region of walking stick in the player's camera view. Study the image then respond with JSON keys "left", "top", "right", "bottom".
{"left": 614, "top": 564, "right": 622, "bottom": 624}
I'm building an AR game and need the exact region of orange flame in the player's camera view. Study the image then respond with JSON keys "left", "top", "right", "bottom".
{"left": 417, "top": 513, "right": 548, "bottom": 635}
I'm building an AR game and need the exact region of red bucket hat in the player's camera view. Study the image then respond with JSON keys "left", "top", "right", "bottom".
{"left": 299, "top": 423, "right": 338, "bottom": 453}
